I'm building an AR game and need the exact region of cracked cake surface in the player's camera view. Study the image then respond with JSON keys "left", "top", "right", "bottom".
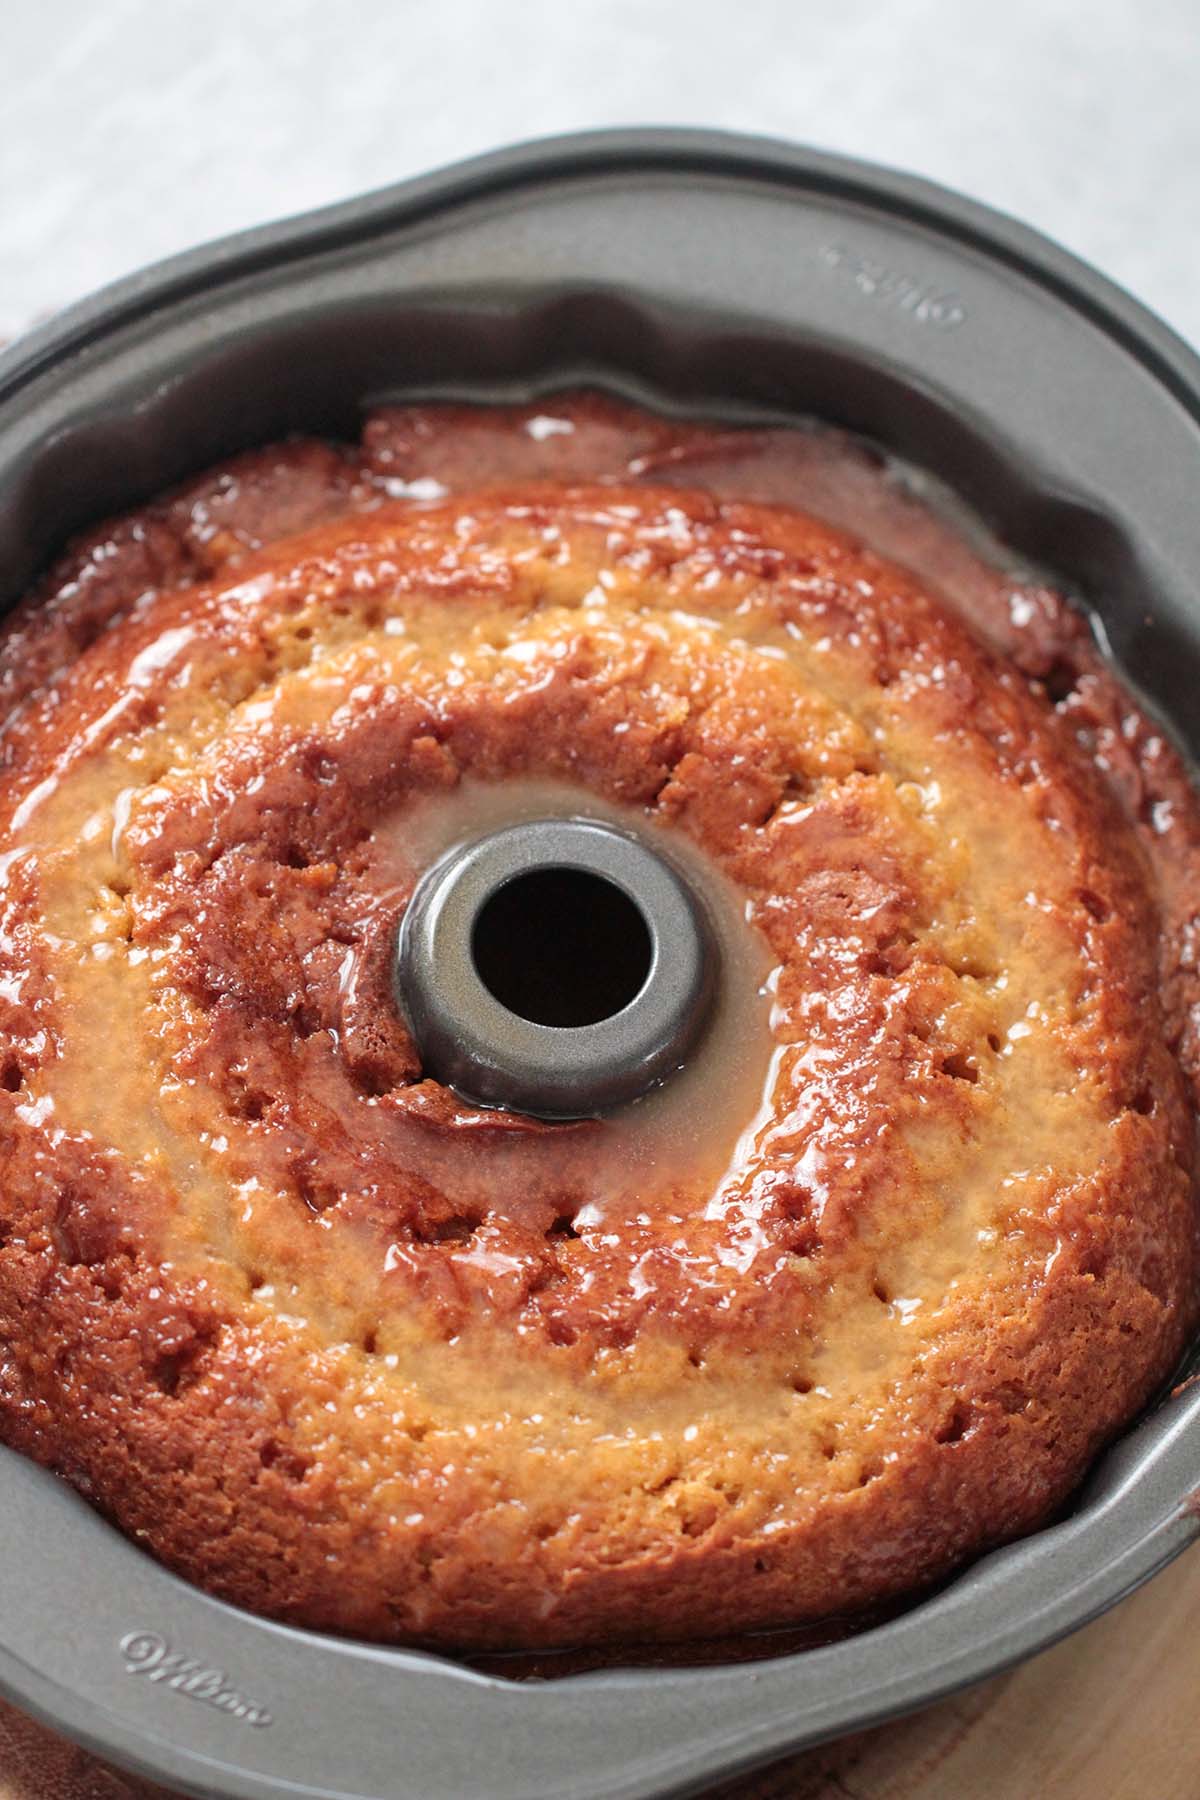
{"left": 0, "top": 394, "right": 1197, "bottom": 1649}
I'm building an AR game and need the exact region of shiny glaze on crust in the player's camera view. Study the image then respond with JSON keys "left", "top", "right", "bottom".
{"left": 0, "top": 394, "right": 1196, "bottom": 1650}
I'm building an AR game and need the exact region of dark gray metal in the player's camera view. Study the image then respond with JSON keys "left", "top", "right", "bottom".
{"left": 1, "top": 127, "right": 1199, "bottom": 1800}
{"left": 395, "top": 818, "right": 715, "bottom": 1119}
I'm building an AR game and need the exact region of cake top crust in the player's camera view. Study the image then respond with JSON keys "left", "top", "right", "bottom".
{"left": 0, "top": 394, "right": 1195, "bottom": 1649}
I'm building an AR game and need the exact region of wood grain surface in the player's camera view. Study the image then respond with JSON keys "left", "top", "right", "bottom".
{"left": 2, "top": 1541, "right": 1197, "bottom": 1800}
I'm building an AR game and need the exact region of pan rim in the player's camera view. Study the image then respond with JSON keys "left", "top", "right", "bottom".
{"left": 1, "top": 125, "right": 1198, "bottom": 1800}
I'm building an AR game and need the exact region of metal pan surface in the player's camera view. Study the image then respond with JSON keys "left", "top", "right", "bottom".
{"left": 0, "top": 128, "right": 1198, "bottom": 1800}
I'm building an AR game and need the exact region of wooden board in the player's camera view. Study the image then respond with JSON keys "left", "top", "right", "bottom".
{"left": 3, "top": 1542, "right": 1198, "bottom": 1800}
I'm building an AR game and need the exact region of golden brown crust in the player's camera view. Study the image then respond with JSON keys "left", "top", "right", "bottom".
{"left": 0, "top": 395, "right": 1196, "bottom": 1650}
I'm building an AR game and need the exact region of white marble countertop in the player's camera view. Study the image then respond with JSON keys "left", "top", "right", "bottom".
{"left": 1, "top": 0, "right": 1197, "bottom": 348}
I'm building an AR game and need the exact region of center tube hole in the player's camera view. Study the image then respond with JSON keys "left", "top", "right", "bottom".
{"left": 471, "top": 867, "right": 653, "bottom": 1028}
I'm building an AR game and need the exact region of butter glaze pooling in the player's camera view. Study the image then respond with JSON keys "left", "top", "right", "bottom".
{"left": 0, "top": 395, "right": 1196, "bottom": 1650}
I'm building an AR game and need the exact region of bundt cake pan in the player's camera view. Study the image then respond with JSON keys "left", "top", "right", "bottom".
{"left": 1, "top": 128, "right": 1199, "bottom": 1800}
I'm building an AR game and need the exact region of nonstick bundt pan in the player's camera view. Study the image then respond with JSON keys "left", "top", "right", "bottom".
{"left": 2, "top": 128, "right": 1200, "bottom": 1800}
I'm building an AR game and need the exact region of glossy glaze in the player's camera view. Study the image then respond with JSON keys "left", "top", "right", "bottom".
{"left": 0, "top": 396, "right": 1195, "bottom": 1650}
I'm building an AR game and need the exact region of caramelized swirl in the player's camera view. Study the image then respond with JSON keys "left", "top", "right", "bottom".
{"left": 0, "top": 398, "right": 1195, "bottom": 1649}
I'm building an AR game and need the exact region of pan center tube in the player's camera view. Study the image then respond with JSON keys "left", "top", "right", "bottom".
{"left": 395, "top": 817, "right": 717, "bottom": 1120}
